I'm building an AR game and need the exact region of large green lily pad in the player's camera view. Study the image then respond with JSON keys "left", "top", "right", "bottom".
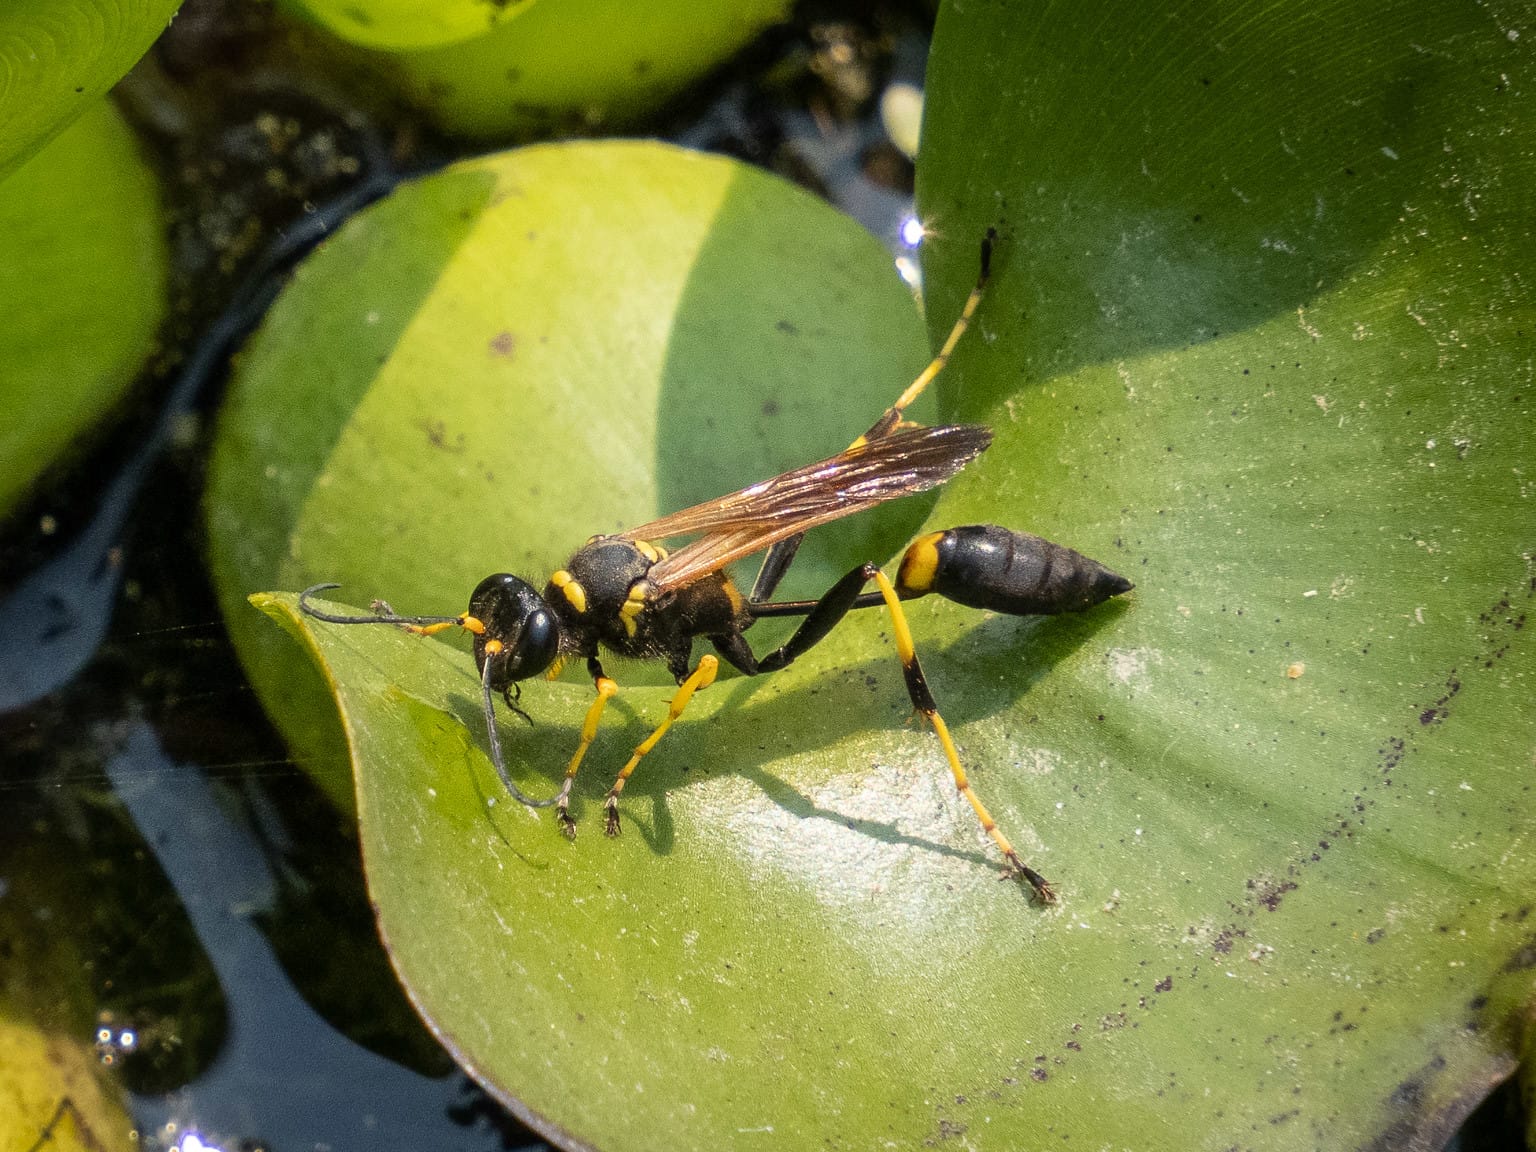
{"left": 918, "top": 0, "right": 1536, "bottom": 1145}
{"left": 246, "top": 3, "right": 1532, "bottom": 1149}
{"left": 0, "top": 1014, "right": 132, "bottom": 1151}
{"left": 0, "top": 0, "right": 181, "bottom": 180}
{"left": 0, "top": 97, "right": 166, "bottom": 521}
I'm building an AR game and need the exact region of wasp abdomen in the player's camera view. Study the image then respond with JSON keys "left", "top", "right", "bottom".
{"left": 896, "top": 524, "right": 1132, "bottom": 616}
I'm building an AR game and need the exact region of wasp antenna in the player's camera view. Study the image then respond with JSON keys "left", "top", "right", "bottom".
{"left": 297, "top": 582, "right": 461, "bottom": 628}
{"left": 979, "top": 227, "right": 996, "bottom": 285}
{"left": 299, "top": 583, "right": 359, "bottom": 622}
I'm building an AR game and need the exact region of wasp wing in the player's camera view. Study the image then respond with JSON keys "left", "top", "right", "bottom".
{"left": 624, "top": 423, "right": 992, "bottom": 593}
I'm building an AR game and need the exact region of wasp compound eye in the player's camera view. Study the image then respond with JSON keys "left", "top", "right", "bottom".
{"left": 503, "top": 604, "right": 559, "bottom": 681}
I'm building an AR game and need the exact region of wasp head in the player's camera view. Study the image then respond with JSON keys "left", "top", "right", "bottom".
{"left": 467, "top": 573, "right": 560, "bottom": 688}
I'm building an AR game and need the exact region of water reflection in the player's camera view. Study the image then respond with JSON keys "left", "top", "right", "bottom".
{"left": 105, "top": 722, "right": 538, "bottom": 1151}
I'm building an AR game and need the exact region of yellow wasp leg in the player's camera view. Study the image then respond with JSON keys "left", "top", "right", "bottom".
{"left": 555, "top": 674, "right": 619, "bottom": 836}
{"left": 854, "top": 229, "right": 994, "bottom": 447}
{"left": 752, "top": 234, "right": 996, "bottom": 606}
{"left": 604, "top": 654, "right": 719, "bottom": 836}
{"left": 869, "top": 569, "right": 1056, "bottom": 903}
{"left": 402, "top": 612, "right": 485, "bottom": 637}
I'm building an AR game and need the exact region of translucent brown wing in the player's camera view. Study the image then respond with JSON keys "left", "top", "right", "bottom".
{"left": 623, "top": 423, "right": 992, "bottom": 592}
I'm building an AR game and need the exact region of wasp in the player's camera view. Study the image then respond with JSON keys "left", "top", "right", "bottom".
{"left": 299, "top": 232, "right": 1131, "bottom": 902}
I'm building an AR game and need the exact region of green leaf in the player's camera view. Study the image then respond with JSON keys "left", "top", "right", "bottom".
{"left": 913, "top": 0, "right": 1536, "bottom": 1146}
{"left": 208, "top": 140, "right": 932, "bottom": 803}
{"left": 0, "top": 0, "right": 181, "bottom": 180}
{"left": 0, "top": 97, "right": 167, "bottom": 520}
{"left": 287, "top": 0, "right": 791, "bottom": 138}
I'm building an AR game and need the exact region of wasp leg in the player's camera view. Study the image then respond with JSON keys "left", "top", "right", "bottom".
{"left": 401, "top": 619, "right": 452, "bottom": 635}
{"left": 604, "top": 655, "right": 719, "bottom": 836}
{"left": 734, "top": 564, "right": 880, "bottom": 673}
{"left": 867, "top": 569, "right": 1055, "bottom": 902}
{"left": 854, "top": 227, "right": 995, "bottom": 448}
{"left": 751, "top": 231, "right": 996, "bottom": 604}
{"left": 555, "top": 657, "right": 618, "bottom": 838}
{"left": 748, "top": 534, "right": 804, "bottom": 603}
{"left": 737, "top": 559, "right": 1054, "bottom": 901}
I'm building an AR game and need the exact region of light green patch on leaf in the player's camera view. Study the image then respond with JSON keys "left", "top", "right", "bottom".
{"left": 292, "top": 0, "right": 790, "bottom": 138}
{"left": 278, "top": 0, "right": 542, "bottom": 51}
{"left": 0, "top": 98, "right": 166, "bottom": 520}
{"left": 0, "top": 0, "right": 181, "bottom": 180}
{"left": 0, "top": 1019, "right": 134, "bottom": 1151}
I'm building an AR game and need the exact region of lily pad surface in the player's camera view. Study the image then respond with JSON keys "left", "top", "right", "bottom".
{"left": 0, "top": 97, "right": 166, "bottom": 520}
{"left": 0, "top": 0, "right": 181, "bottom": 179}
{"left": 917, "top": 0, "right": 1536, "bottom": 1146}
{"left": 286, "top": 0, "right": 790, "bottom": 138}
{"left": 251, "top": 8, "right": 1533, "bottom": 1152}
{"left": 1, "top": 808, "right": 136, "bottom": 1151}
{"left": 277, "top": 0, "right": 537, "bottom": 51}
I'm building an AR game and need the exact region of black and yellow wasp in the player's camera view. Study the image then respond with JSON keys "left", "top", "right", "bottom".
{"left": 300, "top": 232, "right": 1130, "bottom": 902}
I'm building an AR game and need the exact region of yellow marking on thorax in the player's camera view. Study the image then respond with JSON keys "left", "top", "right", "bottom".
{"left": 634, "top": 539, "right": 668, "bottom": 563}
{"left": 618, "top": 585, "right": 648, "bottom": 637}
{"left": 723, "top": 578, "right": 745, "bottom": 615}
{"left": 897, "top": 532, "right": 945, "bottom": 594}
{"left": 550, "top": 569, "right": 588, "bottom": 614}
